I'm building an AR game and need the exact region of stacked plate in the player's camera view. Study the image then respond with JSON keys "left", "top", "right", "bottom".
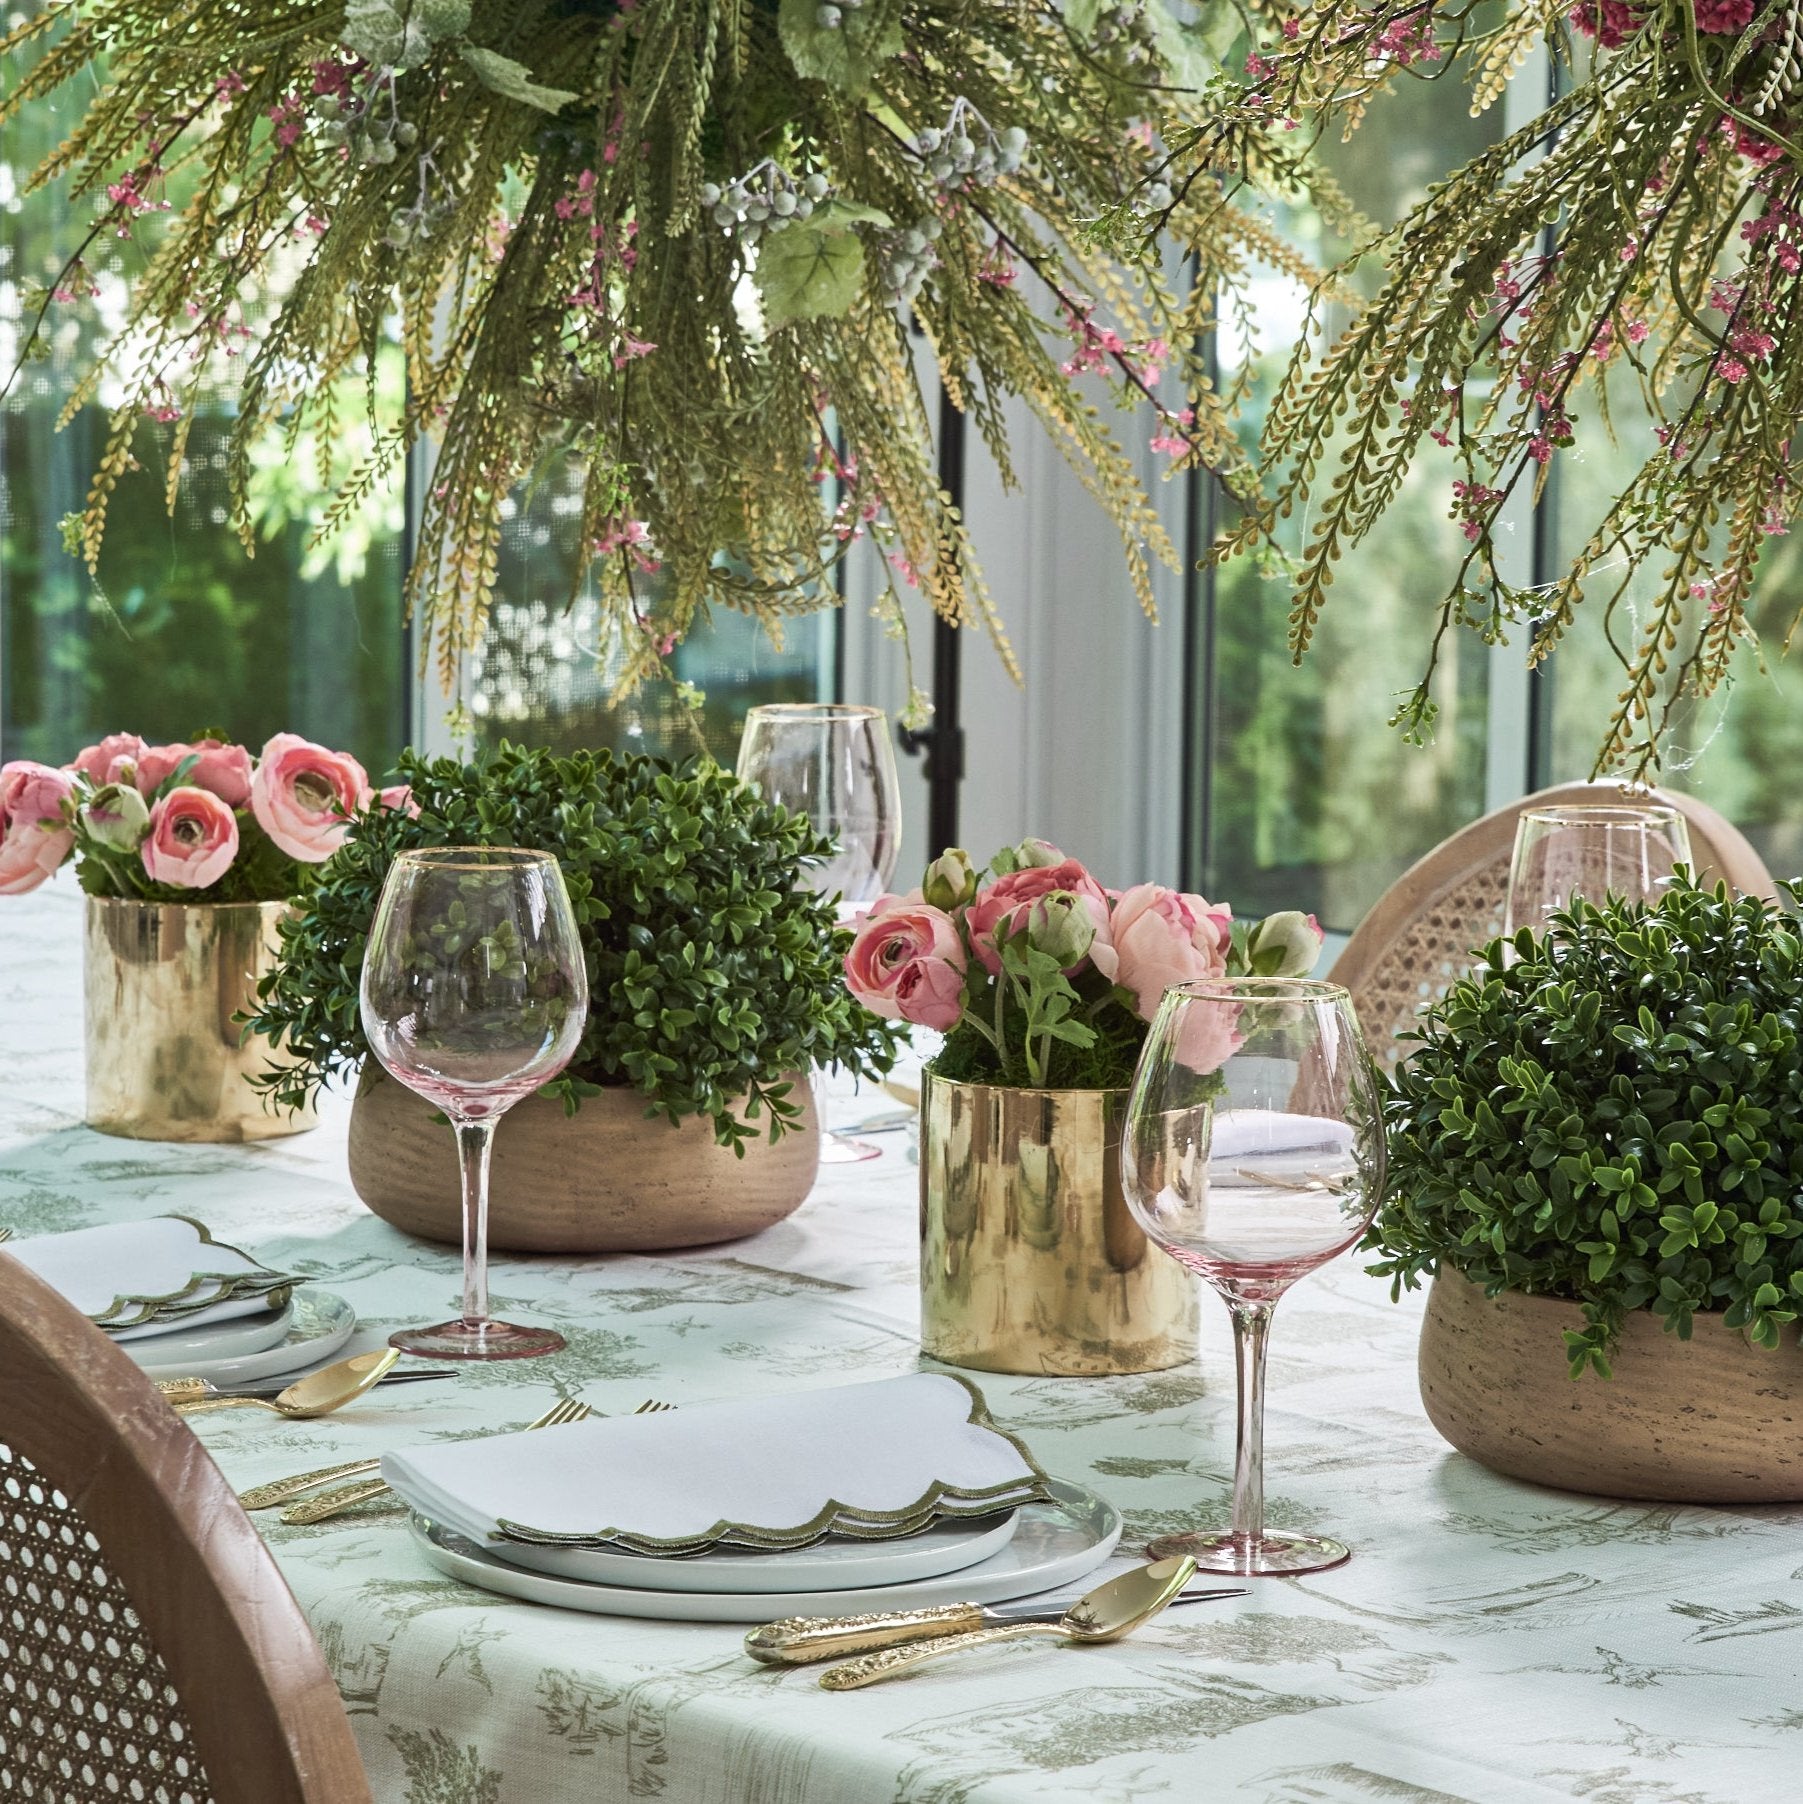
{"left": 5, "top": 1217, "right": 357, "bottom": 1382}
{"left": 392, "top": 1373, "right": 1122, "bottom": 1623}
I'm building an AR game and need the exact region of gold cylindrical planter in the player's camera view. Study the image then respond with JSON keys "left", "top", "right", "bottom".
{"left": 920, "top": 1074, "right": 1198, "bottom": 1376}
{"left": 83, "top": 897, "right": 315, "bottom": 1143}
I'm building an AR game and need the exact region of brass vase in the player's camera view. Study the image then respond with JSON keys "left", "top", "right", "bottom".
{"left": 919, "top": 1074, "right": 1198, "bottom": 1376}
{"left": 83, "top": 897, "right": 315, "bottom": 1143}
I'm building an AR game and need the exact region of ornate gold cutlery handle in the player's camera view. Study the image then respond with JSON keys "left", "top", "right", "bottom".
{"left": 282, "top": 1478, "right": 395, "bottom": 1525}
{"left": 818, "top": 1624, "right": 1063, "bottom": 1690}
{"left": 239, "top": 1459, "right": 381, "bottom": 1511}
{"left": 745, "top": 1604, "right": 985, "bottom": 1665}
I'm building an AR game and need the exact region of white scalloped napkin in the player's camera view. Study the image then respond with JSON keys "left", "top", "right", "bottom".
{"left": 383, "top": 1373, "right": 1051, "bottom": 1561}
{"left": 4, "top": 1216, "right": 296, "bottom": 1340}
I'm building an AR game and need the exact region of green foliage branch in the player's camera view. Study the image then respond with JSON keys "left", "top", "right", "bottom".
{"left": 1369, "top": 873, "right": 1803, "bottom": 1375}
{"left": 1172, "top": 0, "right": 1803, "bottom": 780}
{"left": 0, "top": 0, "right": 1329, "bottom": 715}
{"left": 247, "top": 742, "right": 901, "bottom": 1152}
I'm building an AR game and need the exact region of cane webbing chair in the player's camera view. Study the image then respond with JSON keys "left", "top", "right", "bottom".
{"left": 0, "top": 1253, "right": 370, "bottom": 1803}
{"left": 1329, "top": 782, "right": 1775, "bottom": 1071}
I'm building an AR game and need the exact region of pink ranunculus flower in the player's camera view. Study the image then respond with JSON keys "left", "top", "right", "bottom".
{"left": 0, "top": 762, "right": 77, "bottom": 895}
{"left": 136, "top": 739, "right": 254, "bottom": 807}
{"left": 1174, "top": 991, "right": 1245, "bottom": 1078}
{"left": 843, "top": 898, "right": 968, "bottom": 1032}
{"left": 379, "top": 783, "right": 421, "bottom": 818}
{"left": 965, "top": 858, "right": 1110, "bottom": 974}
{"left": 251, "top": 733, "right": 371, "bottom": 862}
{"left": 1097, "top": 883, "right": 1232, "bottom": 1021}
{"left": 141, "top": 786, "right": 239, "bottom": 890}
{"left": 67, "top": 732, "right": 145, "bottom": 786}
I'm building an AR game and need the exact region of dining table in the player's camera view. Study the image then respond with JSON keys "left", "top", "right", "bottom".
{"left": 3, "top": 874, "right": 1800, "bottom": 1804}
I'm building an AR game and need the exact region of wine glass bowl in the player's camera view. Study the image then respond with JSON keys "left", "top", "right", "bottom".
{"left": 736, "top": 702, "right": 902, "bottom": 1164}
{"left": 1504, "top": 802, "right": 1692, "bottom": 938}
{"left": 735, "top": 703, "right": 902, "bottom": 909}
{"left": 361, "top": 847, "right": 588, "bottom": 1359}
{"left": 1122, "top": 978, "right": 1383, "bottom": 1576}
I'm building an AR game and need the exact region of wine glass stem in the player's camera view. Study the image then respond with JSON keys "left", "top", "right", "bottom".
{"left": 454, "top": 1116, "right": 497, "bottom": 1329}
{"left": 1228, "top": 1301, "right": 1274, "bottom": 1546}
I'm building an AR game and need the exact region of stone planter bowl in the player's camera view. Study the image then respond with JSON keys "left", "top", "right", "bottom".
{"left": 1419, "top": 1267, "right": 1803, "bottom": 1503}
{"left": 348, "top": 1069, "right": 820, "bottom": 1254}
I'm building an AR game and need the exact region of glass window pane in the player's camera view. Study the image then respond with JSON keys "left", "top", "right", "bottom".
{"left": 0, "top": 55, "right": 406, "bottom": 772}
{"left": 465, "top": 457, "right": 834, "bottom": 764}
{"left": 1203, "top": 74, "right": 1501, "bottom": 931}
{"left": 1544, "top": 398, "right": 1803, "bottom": 876}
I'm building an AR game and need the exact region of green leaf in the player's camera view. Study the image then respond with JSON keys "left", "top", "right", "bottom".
{"left": 778, "top": 0, "right": 904, "bottom": 93}
{"left": 460, "top": 45, "right": 579, "bottom": 114}
{"left": 754, "top": 221, "right": 866, "bottom": 328}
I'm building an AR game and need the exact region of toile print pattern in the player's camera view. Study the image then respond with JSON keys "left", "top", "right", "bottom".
{"left": 4, "top": 882, "right": 1803, "bottom": 1802}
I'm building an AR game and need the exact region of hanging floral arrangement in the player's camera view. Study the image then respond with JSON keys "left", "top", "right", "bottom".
{"left": 3, "top": 0, "right": 1317, "bottom": 712}
{"left": 1168, "top": 0, "right": 1803, "bottom": 777}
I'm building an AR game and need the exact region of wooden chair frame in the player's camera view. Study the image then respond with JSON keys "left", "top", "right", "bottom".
{"left": 0, "top": 1252, "right": 371, "bottom": 1802}
{"left": 1329, "top": 781, "right": 1776, "bottom": 1068}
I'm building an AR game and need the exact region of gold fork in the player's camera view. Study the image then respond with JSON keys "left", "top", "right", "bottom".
{"left": 240, "top": 1395, "right": 587, "bottom": 1513}
{"left": 278, "top": 1397, "right": 675, "bottom": 1525}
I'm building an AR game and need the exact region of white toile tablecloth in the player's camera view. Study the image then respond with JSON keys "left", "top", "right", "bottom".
{"left": 3, "top": 877, "right": 1800, "bottom": 1803}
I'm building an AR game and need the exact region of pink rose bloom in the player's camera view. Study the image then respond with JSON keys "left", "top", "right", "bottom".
{"left": 67, "top": 732, "right": 144, "bottom": 786}
{"left": 844, "top": 899, "right": 968, "bottom": 1032}
{"left": 251, "top": 733, "right": 371, "bottom": 861}
{"left": 1693, "top": 0, "right": 1752, "bottom": 29}
{"left": 0, "top": 762, "right": 77, "bottom": 895}
{"left": 136, "top": 739, "right": 254, "bottom": 807}
{"left": 966, "top": 859, "right": 1110, "bottom": 974}
{"left": 141, "top": 786, "right": 239, "bottom": 890}
{"left": 1098, "top": 883, "right": 1232, "bottom": 1020}
{"left": 379, "top": 783, "right": 421, "bottom": 818}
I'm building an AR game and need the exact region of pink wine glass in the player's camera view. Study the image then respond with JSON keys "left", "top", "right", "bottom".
{"left": 361, "top": 847, "right": 588, "bottom": 1360}
{"left": 1121, "top": 977, "right": 1384, "bottom": 1575}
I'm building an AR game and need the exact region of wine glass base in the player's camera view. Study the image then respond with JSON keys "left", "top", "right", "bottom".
{"left": 389, "top": 1319, "right": 566, "bottom": 1361}
{"left": 819, "top": 1131, "right": 882, "bottom": 1164}
{"left": 1144, "top": 1529, "right": 1351, "bottom": 1577}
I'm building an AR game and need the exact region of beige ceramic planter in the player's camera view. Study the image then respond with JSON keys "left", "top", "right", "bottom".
{"left": 1419, "top": 1267, "right": 1803, "bottom": 1502}
{"left": 919, "top": 1074, "right": 1199, "bottom": 1376}
{"left": 347, "top": 1068, "right": 820, "bottom": 1253}
{"left": 83, "top": 897, "right": 314, "bottom": 1143}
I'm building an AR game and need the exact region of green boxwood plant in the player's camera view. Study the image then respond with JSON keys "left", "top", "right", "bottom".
{"left": 1368, "top": 876, "right": 1803, "bottom": 1376}
{"left": 248, "top": 744, "right": 900, "bottom": 1152}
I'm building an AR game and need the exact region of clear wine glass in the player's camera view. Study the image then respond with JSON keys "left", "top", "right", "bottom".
{"left": 1504, "top": 802, "right": 1692, "bottom": 937}
{"left": 737, "top": 703, "right": 902, "bottom": 1163}
{"left": 1121, "top": 978, "right": 1384, "bottom": 1576}
{"left": 361, "top": 847, "right": 588, "bottom": 1360}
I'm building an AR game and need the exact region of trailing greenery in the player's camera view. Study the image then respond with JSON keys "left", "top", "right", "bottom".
{"left": 1166, "top": 0, "right": 1803, "bottom": 778}
{"left": 1369, "top": 874, "right": 1803, "bottom": 1375}
{"left": 247, "top": 743, "right": 901, "bottom": 1151}
{"left": 1, "top": 0, "right": 1334, "bottom": 720}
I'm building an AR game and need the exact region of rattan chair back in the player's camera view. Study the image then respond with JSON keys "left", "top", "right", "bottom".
{"left": 0, "top": 1252, "right": 370, "bottom": 1803}
{"left": 1328, "top": 782, "right": 1775, "bottom": 1070}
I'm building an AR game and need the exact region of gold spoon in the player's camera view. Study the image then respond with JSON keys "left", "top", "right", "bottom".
{"left": 817, "top": 1555, "right": 1202, "bottom": 1690}
{"left": 164, "top": 1348, "right": 403, "bottom": 1420}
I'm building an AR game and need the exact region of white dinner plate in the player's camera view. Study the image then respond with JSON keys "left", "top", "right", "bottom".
{"left": 114, "top": 1301, "right": 294, "bottom": 1367}
{"left": 410, "top": 1478, "right": 1121, "bottom": 1623}
{"left": 126, "top": 1291, "right": 356, "bottom": 1382}
{"left": 495, "top": 1508, "right": 1021, "bottom": 1594}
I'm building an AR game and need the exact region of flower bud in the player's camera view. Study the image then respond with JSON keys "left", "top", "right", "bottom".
{"left": 921, "top": 847, "right": 978, "bottom": 911}
{"left": 84, "top": 782, "right": 150, "bottom": 852}
{"left": 1246, "top": 909, "right": 1323, "bottom": 978}
{"left": 989, "top": 836, "right": 1065, "bottom": 877}
{"left": 1024, "top": 891, "right": 1096, "bottom": 969}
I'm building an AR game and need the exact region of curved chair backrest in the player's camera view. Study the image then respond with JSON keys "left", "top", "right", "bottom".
{"left": 0, "top": 1252, "right": 371, "bottom": 1803}
{"left": 1329, "top": 782, "right": 1776, "bottom": 1070}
